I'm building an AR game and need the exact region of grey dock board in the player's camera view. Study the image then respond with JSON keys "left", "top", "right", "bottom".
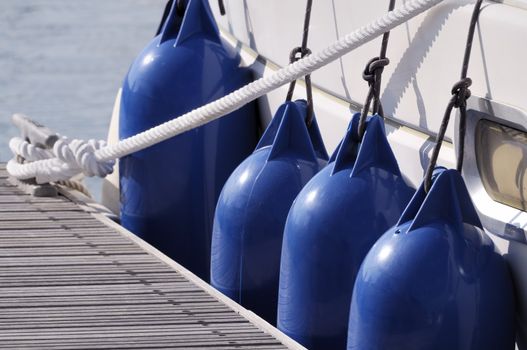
{"left": 0, "top": 165, "right": 302, "bottom": 350}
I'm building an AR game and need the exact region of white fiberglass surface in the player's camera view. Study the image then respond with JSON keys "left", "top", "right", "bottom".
{"left": 211, "top": 0, "right": 527, "bottom": 141}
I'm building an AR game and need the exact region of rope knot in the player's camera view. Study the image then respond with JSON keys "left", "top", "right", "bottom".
{"left": 54, "top": 138, "right": 114, "bottom": 178}
{"left": 451, "top": 77, "right": 472, "bottom": 108}
{"left": 289, "top": 46, "right": 312, "bottom": 64}
{"left": 54, "top": 138, "right": 76, "bottom": 164}
{"left": 357, "top": 56, "right": 391, "bottom": 140}
{"left": 72, "top": 139, "right": 115, "bottom": 178}
{"left": 362, "top": 56, "right": 390, "bottom": 85}
{"left": 286, "top": 46, "right": 314, "bottom": 126}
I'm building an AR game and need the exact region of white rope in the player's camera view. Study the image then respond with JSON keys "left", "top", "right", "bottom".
{"left": 7, "top": 137, "right": 114, "bottom": 184}
{"left": 7, "top": 0, "right": 442, "bottom": 183}
{"left": 9, "top": 137, "right": 52, "bottom": 162}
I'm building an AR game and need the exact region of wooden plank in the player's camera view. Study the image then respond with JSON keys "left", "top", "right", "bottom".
{"left": 0, "top": 227, "right": 123, "bottom": 237}
{"left": 0, "top": 203, "right": 84, "bottom": 212}
{"left": 0, "top": 220, "right": 109, "bottom": 230}
{"left": 0, "top": 296, "right": 221, "bottom": 308}
{"left": 0, "top": 324, "right": 267, "bottom": 337}
{"left": 0, "top": 339, "right": 285, "bottom": 349}
{"left": 0, "top": 304, "right": 233, "bottom": 316}
{"left": 0, "top": 240, "right": 136, "bottom": 248}
{"left": 0, "top": 211, "right": 93, "bottom": 220}
{"left": 0, "top": 345, "right": 284, "bottom": 350}
{"left": 0, "top": 282, "right": 201, "bottom": 297}
{"left": 0, "top": 247, "right": 141, "bottom": 258}
{"left": 0, "top": 263, "right": 171, "bottom": 275}
{"left": 0, "top": 310, "right": 242, "bottom": 320}
{"left": 0, "top": 255, "right": 165, "bottom": 268}
{"left": 0, "top": 195, "right": 70, "bottom": 203}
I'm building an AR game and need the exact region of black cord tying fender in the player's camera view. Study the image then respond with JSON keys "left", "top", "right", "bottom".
{"left": 423, "top": 0, "right": 483, "bottom": 192}
{"left": 285, "top": 0, "right": 314, "bottom": 126}
{"left": 356, "top": 0, "right": 396, "bottom": 141}
{"left": 218, "top": 0, "right": 226, "bottom": 15}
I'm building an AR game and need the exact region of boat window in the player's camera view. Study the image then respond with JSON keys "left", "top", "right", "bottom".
{"left": 476, "top": 119, "right": 527, "bottom": 211}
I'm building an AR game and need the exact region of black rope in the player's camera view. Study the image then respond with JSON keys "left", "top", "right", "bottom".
{"left": 218, "top": 0, "right": 226, "bottom": 15}
{"left": 355, "top": 0, "right": 396, "bottom": 141}
{"left": 423, "top": 0, "right": 483, "bottom": 192}
{"left": 285, "top": 0, "right": 314, "bottom": 126}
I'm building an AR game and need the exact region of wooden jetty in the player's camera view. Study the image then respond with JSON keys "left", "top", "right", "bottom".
{"left": 0, "top": 164, "right": 303, "bottom": 350}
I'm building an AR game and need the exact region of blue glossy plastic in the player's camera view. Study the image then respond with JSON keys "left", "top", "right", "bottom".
{"left": 119, "top": 0, "right": 258, "bottom": 281}
{"left": 277, "top": 114, "right": 415, "bottom": 349}
{"left": 211, "top": 100, "right": 328, "bottom": 324}
{"left": 347, "top": 169, "right": 516, "bottom": 350}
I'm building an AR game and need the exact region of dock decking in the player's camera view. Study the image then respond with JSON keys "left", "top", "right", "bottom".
{"left": 0, "top": 165, "right": 300, "bottom": 350}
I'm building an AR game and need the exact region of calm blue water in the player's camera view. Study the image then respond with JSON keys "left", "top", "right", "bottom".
{"left": 0, "top": 0, "right": 166, "bottom": 198}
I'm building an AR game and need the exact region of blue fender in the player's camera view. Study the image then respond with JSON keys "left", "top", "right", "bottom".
{"left": 347, "top": 169, "right": 516, "bottom": 350}
{"left": 119, "top": 0, "right": 258, "bottom": 281}
{"left": 211, "top": 100, "right": 328, "bottom": 324}
{"left": 277, "top": 114, "right": 415, "bottom": 349}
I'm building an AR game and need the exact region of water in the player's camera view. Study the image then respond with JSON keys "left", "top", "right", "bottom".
{"left": 0, "top": 0, "right": 166, "bottom": 199}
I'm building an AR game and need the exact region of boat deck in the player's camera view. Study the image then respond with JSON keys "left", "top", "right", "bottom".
{"left": 0, "top": 164, "right": 298, "bottom": 349}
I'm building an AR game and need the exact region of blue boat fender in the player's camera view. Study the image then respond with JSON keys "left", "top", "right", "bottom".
{"left": 347, "top": 168, "right": 516, "bottom": 350}
{"left": 277, "top": 113, "right": 415, "bottom": 349}
{"left": 119, "top": 0, "right": 258, "bottom": 281}
{"left": 211, "top": 100, "right": 328, "bottom": 324}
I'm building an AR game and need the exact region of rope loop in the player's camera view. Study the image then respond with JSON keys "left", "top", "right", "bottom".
{"left": 9, "top": 137, "right": 51, "bottom": 162}
{"left": 362, "top": 56, "right": 390, "bottom": 85}
{"left": 423, "top": 0, "right": 483, "bottom": 192}
{"left": 356, "top": 0, "right": 396, "bottom": 142}
{"left": 356, "top": 55, "right": 392, "bottom": 141}
{"left": 423, "top": 77, "right": 472, "bottom": 192}
{"left": 289, "top": 47, "right": 312, "bottom": 64}
{"left": 285, "top": 0, "right": 315, "bottom": 126}
{"left": 450, "top": 77, "right": 472, "bottom": 108}
{"left": 286, "top": 46, "right": 314, "bottom": 126}
{"left": 53, "top": 138, "right": 114, "bottom": 178}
